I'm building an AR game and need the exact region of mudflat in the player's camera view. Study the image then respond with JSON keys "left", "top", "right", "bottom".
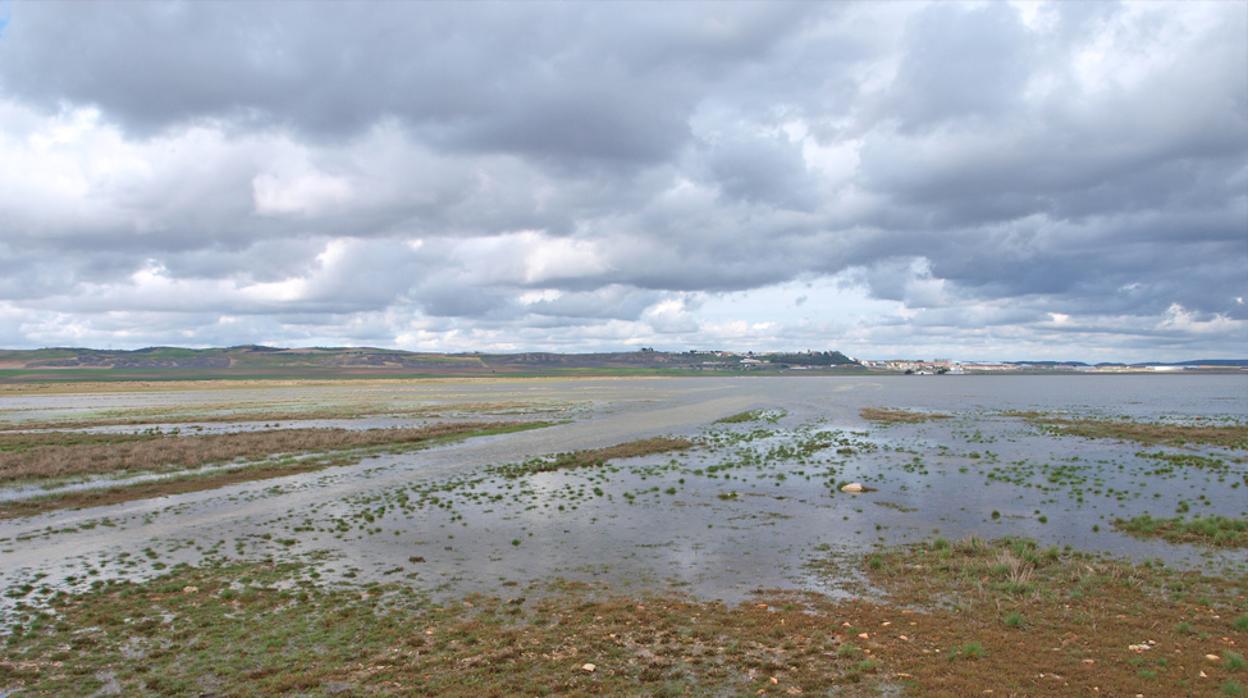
{"left": 1, "top": 374, "right": 1245, "bottom": 695}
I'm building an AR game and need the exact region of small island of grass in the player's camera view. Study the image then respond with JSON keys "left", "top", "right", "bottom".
{"left": 1114, "top": 514, "right": 1248, "bottom": 548}
{"left": 860, "top": 407, "right": 952, "bottom": 424}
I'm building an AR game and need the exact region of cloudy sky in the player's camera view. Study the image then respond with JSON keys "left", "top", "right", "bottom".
{"left": 0, "top": 1, "right": 1244, "bottom": 360}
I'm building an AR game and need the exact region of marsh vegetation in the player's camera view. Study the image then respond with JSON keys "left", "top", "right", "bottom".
{"left": 0, "top": 376, "right": 1244, "bottom": 696}
{"left": 2, "top": 538, "right": 1244, "bottom": 696}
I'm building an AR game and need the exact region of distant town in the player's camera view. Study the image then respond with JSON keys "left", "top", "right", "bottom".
{"left": 652, "top": 350, "right": 1248, "bottom": 374}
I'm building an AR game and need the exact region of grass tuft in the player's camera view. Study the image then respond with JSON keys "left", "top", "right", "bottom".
{"left": 860, "top": 407, "right": 951, "bottom": 424}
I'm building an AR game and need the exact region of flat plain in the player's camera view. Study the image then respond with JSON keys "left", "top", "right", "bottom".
{"left": 1, "top": 374, "right": 1245, "bottom": 696}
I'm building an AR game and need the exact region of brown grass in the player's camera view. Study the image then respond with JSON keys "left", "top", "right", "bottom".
{"left": 860, "top": 407, "right": 952, "bottom": 424}
{"left": 0, "top": 375, "right": 655, "bottom": 396}
{"left": 1013, "top": 413, "right": 1248, "bottom": 449}
{"left": 0, "top": 422, "right": 548, "bottom": 520}
{"left": 2, "top": 538, "right": 1244, "bottom": 696}
{"left": 0, "top": 461, "right": 346, "bottom": 520}
{"left": 845, "top": 537, "right": 1248, "bottom": 695}
{"left": 0, "top": 422, "right": 536, "bottom": 484}
{"left": 0, "top": 402, "right": 538, "bottom": 432}
{"left": 585, "top": 437, "right": 694, "bottom": 461}
{"left": 488, "top": 437, "right": 693, "bottom": 478}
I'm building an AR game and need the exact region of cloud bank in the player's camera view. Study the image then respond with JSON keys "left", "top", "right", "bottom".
{"left": 0, "top": 1, "right": 1244, "bottom": 360}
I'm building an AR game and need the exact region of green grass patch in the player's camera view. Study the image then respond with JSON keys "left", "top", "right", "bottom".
{"left": 1113, "top": 514, "right": 1248, "bottom": 548}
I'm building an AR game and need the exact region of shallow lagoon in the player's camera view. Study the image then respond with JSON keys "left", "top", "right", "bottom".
{"left": 1, "top": 375, "right": 1245, "bottom": 613}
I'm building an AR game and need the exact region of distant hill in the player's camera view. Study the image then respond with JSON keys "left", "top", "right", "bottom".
{"left": 763, "top": 351, "right": 856, "bottom": 366}
{"left": 1, "top": 347, "right": 1241, "bottom": 382}
{"left": 0, "top": 346, "right": 866, "bottom": 382}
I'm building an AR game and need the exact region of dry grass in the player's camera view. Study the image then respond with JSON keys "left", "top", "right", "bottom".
{"left": 860, "top": 407, "right": 952, "bottom": 424}
{"left": 0, "top": 422, "right": 536, "bottom": 484}
{"left": 0, "top": 401, "right": 536, "bottom": 432}
{"left": 488, "top": 437, "right": 693, "bottom": 479}
{"left": 829, "top": 536, "right": 1248, "bottom": 695}
{"left": 0, "top": 375, "right": 657, "bottom": 396}
{"left": 2, "top": 538, "right": 1244, "bottom": 696}
{"left": 1014, "top": 413, "right": 1248, "bottom": 449}
{"left": 0, "top": 461, "right": 349, "bottom": 520}
{"left": 0, "top": 422, "right": 548, "bottom": 520}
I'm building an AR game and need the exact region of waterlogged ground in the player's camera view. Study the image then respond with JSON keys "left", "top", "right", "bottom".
{"left": 1, "top": 375, "right": 1245, "bottom": 621}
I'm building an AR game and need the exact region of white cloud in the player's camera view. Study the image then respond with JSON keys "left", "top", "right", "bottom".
{"left": 0, "top": 2, "right": 1242, "bottom": 361}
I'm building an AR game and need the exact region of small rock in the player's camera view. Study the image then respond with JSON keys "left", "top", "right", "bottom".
{"left": 1206, "top": 654, "right": 1220, "bottom": 661}
{"left": 857, "top": 633, "right": 869, "bottom": 640}
{"left": 840, "top": 482, "right": 865, "bottom": 493}
{"left": 1128, "top": 643, "right": 1151, "bottom": 652}
{"left": 581, "top": 663, "right": 596, "bottom": 673}
{"left": 182, "top": 586, "right": 198, "bottom": 594}
{"left": 770, "top": 676, "right": 779, "bottom": 685}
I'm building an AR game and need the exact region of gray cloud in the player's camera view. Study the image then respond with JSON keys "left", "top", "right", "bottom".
{"left": 0, "top": 1, "right": 1244, "bottom": 360}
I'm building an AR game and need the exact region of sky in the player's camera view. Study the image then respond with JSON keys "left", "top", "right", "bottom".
{"left": 0, "top": 1, "right": 1244, "bottom": 361}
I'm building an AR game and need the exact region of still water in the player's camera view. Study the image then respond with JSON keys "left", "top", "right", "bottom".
{"left": 1, "top": 375, "right": 1245, "bottom": 608}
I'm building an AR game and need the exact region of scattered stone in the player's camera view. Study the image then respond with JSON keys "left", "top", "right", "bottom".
{"left": 581, "top": 663, "right": 596, "bottom": 673}
{"left": 182, "top": 585, "right": 198, "bottom": 594}
{"left": 1205, "top": 654, "right": 1220, "bottom": 661}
